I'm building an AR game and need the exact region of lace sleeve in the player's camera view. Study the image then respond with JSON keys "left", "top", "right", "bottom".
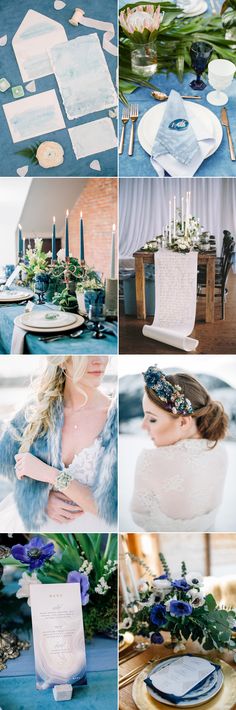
{"left": 130, "top": 449, "right": 158, "bottom": 516}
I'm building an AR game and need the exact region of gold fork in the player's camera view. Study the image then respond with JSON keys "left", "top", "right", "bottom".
{"left": 119, "top": 106, "right": 129, "bottom": 155}
{"left": 128, "top": 104, "right": 139, "bottom": 156}
{"left": 119, "top": 658, "right": 155, "bottom": 689}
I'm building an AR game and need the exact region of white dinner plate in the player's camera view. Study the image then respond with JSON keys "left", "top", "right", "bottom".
{"left": 138, "top": 101, "right": 222, "bottom": 161}
{"left": 14, "top": 313, "right": 84, "bottom": 333}
{"left": 0, "top": 289, "right": 33, "bottom": 303}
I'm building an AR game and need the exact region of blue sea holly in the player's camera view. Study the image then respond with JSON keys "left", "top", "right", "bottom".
{"left": 169, "top": 600, "right": 193, "bottom": 617}
{"left": 150, "top": 603, "right": 166, "bottom": 626}
{"left": 11, "top": 536, "right": 55, "bottom": 571}
{"left": 67, "top": 570, "right": 90, "bottom": 605}
{"left": 172, "top": 578, "right": 191, "bottom": 592}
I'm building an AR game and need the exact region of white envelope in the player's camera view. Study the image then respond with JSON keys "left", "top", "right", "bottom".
{"left": 3, "top": 89, "right": 65, "bottom": 143}
{"left": 12, "top": 10, "right": 67, "bottom": 82}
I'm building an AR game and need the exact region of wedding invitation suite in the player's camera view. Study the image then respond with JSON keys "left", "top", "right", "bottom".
{"left": 30, "top": 583, "right": 87, "bottom": 690}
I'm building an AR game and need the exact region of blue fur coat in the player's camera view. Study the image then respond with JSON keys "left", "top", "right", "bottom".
{"left": 0, "top": 398, "right": 117, "bottom": 530}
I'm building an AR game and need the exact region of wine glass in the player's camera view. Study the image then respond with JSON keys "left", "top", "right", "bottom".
{"left": 88, "top": 303, "right": 106, "bottom": 338}
{"left": 207, "top": 59, "right": 236, "bottom": 106}
{"left": 190, "top": 42, "right": 213, "bottom": 90}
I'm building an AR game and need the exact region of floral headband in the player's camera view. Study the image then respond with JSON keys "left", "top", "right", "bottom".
{"left": 143, "top": 366, "right": 193, "bottom": 416}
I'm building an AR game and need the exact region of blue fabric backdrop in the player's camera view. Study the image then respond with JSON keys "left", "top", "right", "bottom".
{"left": 0, "top": 0, "right": 117, "bottom": 177}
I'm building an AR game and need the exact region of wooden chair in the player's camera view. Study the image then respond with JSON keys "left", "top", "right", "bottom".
{"left": 197, "top": 239, "right": 235, "bottom": 319}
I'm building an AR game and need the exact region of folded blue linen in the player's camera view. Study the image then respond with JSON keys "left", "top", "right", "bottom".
{"left": 151, "top": 89, "right": 201, "bottom": 166}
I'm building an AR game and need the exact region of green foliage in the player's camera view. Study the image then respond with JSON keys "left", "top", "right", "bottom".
{"left": 16, "top": 142, "right": 40, "bottom": 165}
{"left": 52, "top": 287, "right": 78, "bottom": 310}
{"left": 119, "top": 2, "right": 236, "bottom": 98}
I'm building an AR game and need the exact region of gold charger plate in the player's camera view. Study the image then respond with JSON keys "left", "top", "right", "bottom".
{"left": 14, "top": 314, "right": 84, "bottom": 333}
{"left": 132, "top": 657, "right": 236, "bottom": 710}
{"left": 119, "top": 632, "right": 134, "bottom": 653}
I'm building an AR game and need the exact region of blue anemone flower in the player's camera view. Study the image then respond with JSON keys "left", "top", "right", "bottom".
{"left": 67, "top": 570, "right": 90, "bottom": 605}
{"left": 150, "top": 603, "right": 166, "bottom": 627}
{"left": 169, "top": 600, "right": 192, "bottom": 617}
{"left": 11, "top": 536, "right": 55, "bottom": 571}
{"left": 172, "top": 578, "right": 191, "bottom": 592}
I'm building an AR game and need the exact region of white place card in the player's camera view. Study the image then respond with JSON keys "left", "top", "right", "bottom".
{"left": 3, "top": 90, "right": 65, "bottom": 144}
{"left": 69, "top": 117, "right": 117, "bottom": 160}
{"left": 150, "top": 656, "right": 215, "bottom": 697}
{"left": 30, "top": 583, "right": 87, "bottom": 690}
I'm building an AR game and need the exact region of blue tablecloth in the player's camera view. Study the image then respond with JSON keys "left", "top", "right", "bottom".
{"left": 119, "top": 2, "right": 236, "bottom": 177}
{"left": 0, "top": 0, "right": 117, "bottom": 177}
{"left": 0, "top": 636, "right": 117, "bottom": 710}
{"left": 0, "top": 304, "right": 117, "bottom": 354}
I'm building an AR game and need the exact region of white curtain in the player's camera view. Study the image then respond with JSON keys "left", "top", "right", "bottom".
{"left": 119, "top": 178, "right": 236, "bottom": 258}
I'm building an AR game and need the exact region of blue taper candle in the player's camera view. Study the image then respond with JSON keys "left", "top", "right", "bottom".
{"left": 52, "top": 216, "right": 57, "bottom": 261}
{"left": 80, "top": 211, "right": 85, "bottom": 262}
{"left": 65, "top": 209, "right": 69, "bottom": 259}
{"left": 18, "top": 224, "right": 23, "bottom": 258}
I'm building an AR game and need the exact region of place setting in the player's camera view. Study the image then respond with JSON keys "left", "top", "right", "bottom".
{"left": 119, "top": 536, "right": 236, "bottom": 710}
{"left": 119, "top": 2, "right": 236, "bottom": 177}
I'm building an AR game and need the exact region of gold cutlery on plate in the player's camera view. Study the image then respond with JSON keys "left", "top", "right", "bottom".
{"left": 119, "top": 107, "right": 129, "bottom": 155}
{"left": 151, "top": 91, "right": 202, "bottom": 101}
{"left": 221, "top": 107, "right": 236, "bottom": 161}
{"left": 128, "top": 104, "right": 139, "bottom": 156}
{"left": 119, "top": 649, "right": 143, "bottom": 665}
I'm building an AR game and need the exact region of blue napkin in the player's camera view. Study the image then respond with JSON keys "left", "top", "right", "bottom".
{"left": 144, "top": 657, "right": 221, "bottom": 705}
{"left": 151, "top": 89, "right": 201, "bottom": 166}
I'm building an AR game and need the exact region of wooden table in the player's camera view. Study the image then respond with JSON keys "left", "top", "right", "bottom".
{"left": 133, "top": 249, "right": 216, "bottom": 323}
{"left": 119, "top": 640, "right": 236, "bottom": 710}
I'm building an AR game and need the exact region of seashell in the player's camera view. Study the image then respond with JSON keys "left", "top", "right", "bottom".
{"left": 90, "top": 160, "right": 101, "bottom": 171}
{"left": 17, "top": 166, "right": 29, "bottom": 177}
{"left": 151, "top": 90, "right": 168, "bottom": 101}
{"left": 0, "top": 35, "right": 7, "bottom": 47}
{"left": 25, "top": 81, "right": 36, "bottom": 93}
{"left": 54, "top": 0, "right": 66, "bottom": 9}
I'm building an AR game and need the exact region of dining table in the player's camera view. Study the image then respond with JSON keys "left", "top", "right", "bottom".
{"left": 133, "top": 246, "right": 216, "bottom": 322}
{"left": 119, "top": 0, "right": 236, "bottom": 178}
{"left": 0, "top": 302, "right": 118, "bottom": 354}
{"left": 0, "top": 635, "right": 117, "bottom": 710}
{"left": 119, "top": 638, "right": 236, "bottom": 710}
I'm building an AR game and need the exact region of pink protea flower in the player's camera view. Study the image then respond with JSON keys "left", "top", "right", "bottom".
{"left": 119, "top": 5, "right": 162, "bottom": 40}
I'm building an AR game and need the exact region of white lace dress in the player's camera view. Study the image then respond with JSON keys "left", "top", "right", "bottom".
{"left": 0, "top": 438, "right": 116, "bottom": 533}
{"left": 131, "top": 439, "right": 227, "bottom": 532}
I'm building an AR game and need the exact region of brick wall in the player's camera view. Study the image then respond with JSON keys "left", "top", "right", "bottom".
{"left": 62, "top": 178, "right": 117, "bottom": 279}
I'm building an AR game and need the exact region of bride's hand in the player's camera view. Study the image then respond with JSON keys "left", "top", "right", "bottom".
{"left": 14, "top": 452, "right": 57, "bottom": 484}
{"left": 46, "top": 491, "right": 84, "bottom": 523}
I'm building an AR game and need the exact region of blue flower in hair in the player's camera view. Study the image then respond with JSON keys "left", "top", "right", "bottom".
{"left": 143, "top": 365, "right": 193, "bottom": 416}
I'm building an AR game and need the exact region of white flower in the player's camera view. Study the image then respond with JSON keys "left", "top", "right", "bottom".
{"left": 188, "top": 589, "right": 205, "bottom": 607}
{"left": 186, "top": 572, "right": 203, "bottom": 587}
{"left": 95, "top": 576, "right": 110, "bottom": 595}
{"left": 36, "top": 141, "right": 64, "bottom": 169}
{"left": 46, "top": 250, "right": 52, "bottom": 259}
{"left": 120, "top": 617, "right": 132, "bottom": 629}
{"left": 16, "top": 571, "right": 41, "bottom": 606}
{"left": 152, "top": 577, "right": 172, "bottom": 592}
{"left": 137, "top": 579, "right": 149, "bottom": 594}
{"left": 79, "top": 559, "right": 93, "bottom": 575}
{"left": 119, "top": 5, "right": 162, "bottom": 35}
{"left": 56, "top": 248, "right": 66, "bottom": 263}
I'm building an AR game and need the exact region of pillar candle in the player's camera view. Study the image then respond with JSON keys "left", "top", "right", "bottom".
{"left": 65, "top": 210, "right": 69, "bottom": 259}
{"left": 181, "top": 197, "right": 184, "bottom": 231}
{"left": 169, "top": 200, "right": 172, "bottom": 244}
{"left": 173, "top": 196, "right": 176, "bottom": 239}
{"left": 80, "top": 211, "right": 85, "bottom": 262}
{"left": 52, "top": 216, "right": 57, "bottom": 261}
{"left": 111, "top": 224, "right": 116, "bottom": 278}
{"left": 185, "top": 193, "right": 188, "bottom": 237}
{"left": 22, "top": 237, "right": 26, "bottom": 259}
{"left": 18, "top": 224, "right": 23, "bottom": 257}
{"left": 125, "top": 555, "right": 139, "bottom": 600}
{"left": 188, "top": 190, "right": 191, "bottom": 217}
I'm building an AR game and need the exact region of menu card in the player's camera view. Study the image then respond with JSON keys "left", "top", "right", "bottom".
{"left": 149, "top": 656, "right": 215, "bottom": 698}
{"left": 30, "top": 583, "right": 87, "bottom": 690}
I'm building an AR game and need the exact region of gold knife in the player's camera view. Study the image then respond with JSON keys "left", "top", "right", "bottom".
{"left": 221, "top": 107, "right": 236, "bottom": 161}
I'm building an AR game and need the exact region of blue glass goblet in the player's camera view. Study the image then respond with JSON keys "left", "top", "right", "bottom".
{"left": 190, "top": 42, "right": 213, "bottom": 90}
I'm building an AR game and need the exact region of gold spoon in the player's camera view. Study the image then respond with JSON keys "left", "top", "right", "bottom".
{"left": 151, "top": 91, "right": 202, "bottom": 101}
